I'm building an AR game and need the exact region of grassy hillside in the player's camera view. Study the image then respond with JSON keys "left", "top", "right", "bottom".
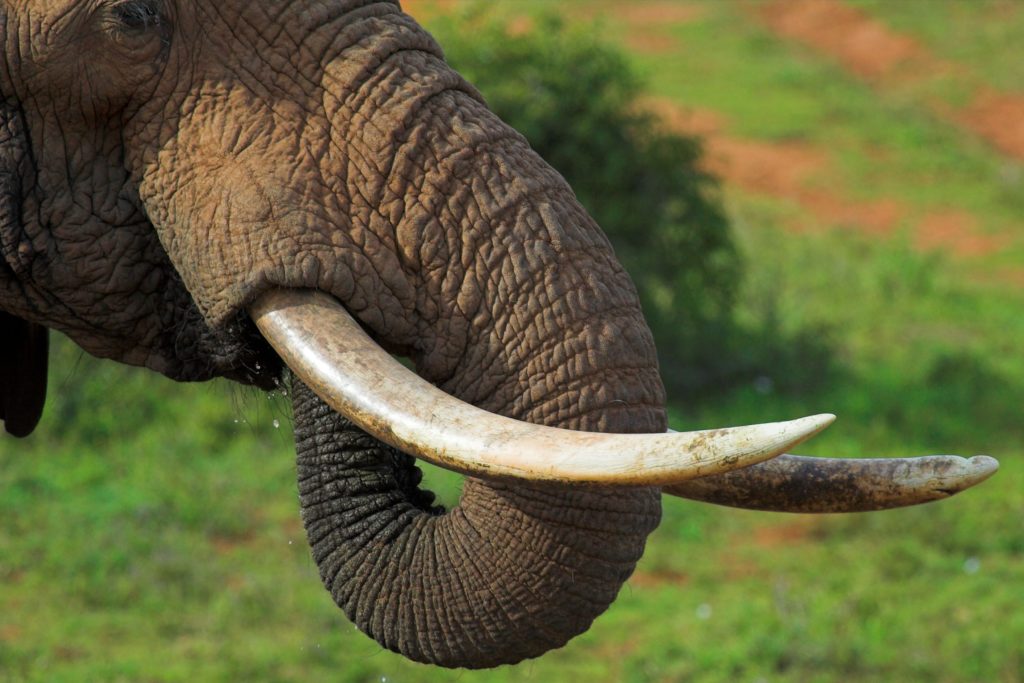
{"left": 2, "top": 2, "right": 1021, "bottom": 681}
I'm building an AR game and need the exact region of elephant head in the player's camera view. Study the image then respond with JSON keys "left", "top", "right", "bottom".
{"left": 0, "top": 0, "right": 997, "bottom": 668}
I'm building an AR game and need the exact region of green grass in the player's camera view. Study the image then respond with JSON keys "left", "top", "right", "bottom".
{"left": 2, "top": 2, "right": 1022, "bottom": 681}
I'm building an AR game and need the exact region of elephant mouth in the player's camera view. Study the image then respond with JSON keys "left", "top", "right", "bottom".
{"left": 206, "top": 312, "right": 285, "bottom": 390}
{"left": 246, "top": 288, "right": 998, "bottom": 505}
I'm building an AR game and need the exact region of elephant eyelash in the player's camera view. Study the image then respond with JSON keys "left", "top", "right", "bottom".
{"left": 110, "top": 0, "right": 164, "bottom": 32}
{"left": 101, "top": 0, "right": 171, "bottom": 55}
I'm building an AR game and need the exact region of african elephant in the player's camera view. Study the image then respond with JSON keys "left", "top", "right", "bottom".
{"left": 0, "top": 0, "right": 996, "bottom": 669}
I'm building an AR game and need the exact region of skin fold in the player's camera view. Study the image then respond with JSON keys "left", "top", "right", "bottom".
{"left": 0, "top": 0, "right": 668, "bottom": 667}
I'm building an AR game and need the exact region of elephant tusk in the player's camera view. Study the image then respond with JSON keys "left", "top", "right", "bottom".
{"left": 663, "top": 452, "right": 999, "bottom": 512}
{"left": 249, "top": 289, "right": 834, "bottom": 485}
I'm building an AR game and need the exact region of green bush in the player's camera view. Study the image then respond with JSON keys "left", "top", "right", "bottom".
{"left": 430, "top": 6, "right": 743, "bottom": 397}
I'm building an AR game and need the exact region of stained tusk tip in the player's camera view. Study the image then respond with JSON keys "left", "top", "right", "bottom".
{"left": 963, "top": 455, "right": 999, "bottom": 480}
{"left": 919, "top": 454, "right": 999, "bottom": 488}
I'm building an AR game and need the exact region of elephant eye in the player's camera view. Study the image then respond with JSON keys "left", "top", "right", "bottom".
{"left": 103, "top": 0, "right": 171, "bottom": 57}
{"left": 111, "top": 0, "right": 163, "bottom": 32}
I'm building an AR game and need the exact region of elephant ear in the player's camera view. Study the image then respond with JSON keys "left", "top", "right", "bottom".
{"left": 0, "top": 311, "right": 48, "bottom": 437}
{"left": 0, "top": 94, "right": 49, "bottom": 436}
{"left": 1, "top": 95, "right": 32, "bottom": 275}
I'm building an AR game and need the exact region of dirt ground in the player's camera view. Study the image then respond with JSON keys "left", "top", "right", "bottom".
{"left": 961, "top": 89, "right": 1024, "bottom": 160}
{"left": 756, "top": 0, "right": 928, "bottom": 81}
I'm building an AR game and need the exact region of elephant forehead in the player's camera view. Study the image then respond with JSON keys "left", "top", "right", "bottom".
{"left": 186, "top": 1, "right": 417, "bottom": 64}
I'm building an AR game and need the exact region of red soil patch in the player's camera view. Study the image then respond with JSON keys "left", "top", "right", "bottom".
{"left": 209, "top": 529, "right": 258, "bottom": 555}
{"left": 576, "top": 1, "right": 705, "bottom": 27}
{"left": 506, "top": 15, "right": 534, "bottom": 37}
{"left": 588, "top": 2, "right": 706, "bottom": 55}
{"left": 398, "top": 0, "right": 456, "bottom": 21}
{"left": 990, "top": 268, "right": 1024, "bottom": 289}
{"left": 915, "top": 211, "right": 1012, "bottom": 257}
{"left": 752, "top": 520, "right": 819, "bottom": 548}
{"left": 624, "top": 33, "right": 678, "bottom": 56}
{"left": 644, "top": 97, "right": 726, "bottom": 136}
{"left": 960, "top": 89, "right": 1024, "bottom": 160}
{"left": 801, "top": 195, "right": 903, "bottom": 238}
{"left": 615, "top": 2, "right": 705, "bottom": 27}
{"left": 757, "top": 0, "right": 924, "bottom": 81}
{"left": 707, "top": 138, "right": 828, "bottom": 200}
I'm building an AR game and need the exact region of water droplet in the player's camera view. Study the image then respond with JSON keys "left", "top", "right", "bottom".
{"left": 696, "top": 603, "right": 712, "bottom": 620}
{"left": 288, "top": 540, "right": 293, "bottom": 545}
{"left": 273, "top": 419, "right": 280, "bottom": 429}
{"left": 255, "top": 362, "right": 262, "bottom": 370}
{"left": 233, "top": 419, "right": 239, "bottom": 424}
{"left": 964, "top": 557, "right": 981, "bottom": 574}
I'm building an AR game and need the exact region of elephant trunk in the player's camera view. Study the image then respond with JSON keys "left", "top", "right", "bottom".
{"left": 293, "top": 379, "right": 661, "bottom": 668}
{"left": 289, "top": 74, "right": 669, "bottom": 660}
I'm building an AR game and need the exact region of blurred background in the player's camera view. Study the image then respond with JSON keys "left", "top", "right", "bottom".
{"left": 2, "top": 1, "right": 1022, "bottom": 681}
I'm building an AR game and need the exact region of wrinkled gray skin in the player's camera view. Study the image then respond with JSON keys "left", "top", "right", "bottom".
{"left": 0, "top": 0, "right": 667, "bottom": 668}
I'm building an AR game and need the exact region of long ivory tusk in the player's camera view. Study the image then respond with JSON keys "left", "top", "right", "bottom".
{"left": 663, "top": 453, "right": 999, "bottom": 512}
{"left": 250, "top": 289, "right": 834, "bottom": 485}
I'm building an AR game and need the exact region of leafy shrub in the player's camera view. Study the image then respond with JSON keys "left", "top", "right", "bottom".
{"left": 429, "top": 6, "right": 742, "bottom": 397}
